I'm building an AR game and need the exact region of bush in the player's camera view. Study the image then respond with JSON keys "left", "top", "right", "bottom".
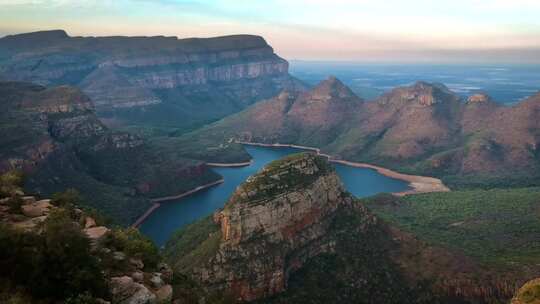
{"left": 7, "top": 196, "right": 23, "bottom": 214}
{"left": 106, "top": 227, "right": 160, "bottom": 270}
{"left": 51, "top": 188, "right": 82, "bottom": 207}
{"left": 0, "top": 170, "right": 23, "bottom": 198}
{"left": 0, "top": 209, "right": 107, "bottom": 301}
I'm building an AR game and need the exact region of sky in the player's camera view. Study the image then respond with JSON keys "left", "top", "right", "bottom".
{"left": 0, "top": 0, "right": 539, "bottom": 63}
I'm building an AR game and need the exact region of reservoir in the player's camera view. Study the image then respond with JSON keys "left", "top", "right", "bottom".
{"left": 140, "top": 145, "right": 410, "bottom": 246}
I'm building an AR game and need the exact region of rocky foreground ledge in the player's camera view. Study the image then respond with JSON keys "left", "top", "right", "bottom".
{"left": 0, "top": 186, "right": 174, "bottom": 304}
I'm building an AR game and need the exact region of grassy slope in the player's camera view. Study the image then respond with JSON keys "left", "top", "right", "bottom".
{"left": 364, "top": 189, "right": 540, "bottom": 269}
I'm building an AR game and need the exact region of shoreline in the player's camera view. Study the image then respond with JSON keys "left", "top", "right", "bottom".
{"left": 131, "top": 179, "right": 225, "bottom": 228}
{"left": 238, "top": 141, "right": 450, "bottom": 196}
{"left": 133, "top": 142, "right": 449, "bottom": 228}
{"left": 206, "top": 160, "right": 252, "bottom": 167}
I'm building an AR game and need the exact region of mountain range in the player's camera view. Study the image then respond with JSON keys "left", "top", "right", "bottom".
{"left": 0, "top": 30, "right": 305, "bottom": 132}
{"left": 179, "top": 77, "right": 540, "bottom": 188}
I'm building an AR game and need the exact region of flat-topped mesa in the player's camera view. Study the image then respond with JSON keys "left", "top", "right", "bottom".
{"left": 189, "top": 153, "right": 355, "bottom": 301}
{"left": 378, "top": 81, "right": 457, "bottom": 106}
{"left": 0, "top": 30, "right": 299, "bottom": 117}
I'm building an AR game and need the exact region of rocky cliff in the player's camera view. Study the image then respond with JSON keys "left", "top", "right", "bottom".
{"left": 179, "top": 78, "right": 540, "bottom": 187}
{"left": 0, "top": 81, "right": 220, "bottom": 225}
{"left": 0, "top": 30, "right": 305, "bottom": 130}
{"left": 165, "top": 153, "right": 518, "bottom": 303}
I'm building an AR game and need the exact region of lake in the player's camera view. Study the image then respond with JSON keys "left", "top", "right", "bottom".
{"left": 140, "top": 145, "right": 410, "bottom": 246}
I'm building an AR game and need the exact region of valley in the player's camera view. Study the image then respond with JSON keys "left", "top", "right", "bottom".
{"left": 0, "top": 28, "right": 539, "bottom": 304}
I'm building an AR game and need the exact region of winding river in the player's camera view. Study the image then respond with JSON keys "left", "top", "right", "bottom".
{"left": 140, "top": 145, "right": 410, "bottom": 246}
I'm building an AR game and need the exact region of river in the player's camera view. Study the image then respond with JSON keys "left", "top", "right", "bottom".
{"left": 140, "top": 145, "right": 410, "bottom": 246}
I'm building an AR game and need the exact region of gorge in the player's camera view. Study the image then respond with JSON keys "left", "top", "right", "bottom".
{"left": 139, "top": 145, "right": 412, "bottom": 246}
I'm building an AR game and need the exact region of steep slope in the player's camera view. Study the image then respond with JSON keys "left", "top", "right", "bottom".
{"left": 0, "top": 30, "right": 306, "bottom": 130}
{"left": 165, "top": 153, "right": 518, "bottom": 303}
{"left": 0, "top": 81, "right": 219, "bottom": 224}
{"left": 180, "top": 78, "right": 540, "bottom": 187}
{"left": 170, "top": 77, "right": 362, "bottom": 162}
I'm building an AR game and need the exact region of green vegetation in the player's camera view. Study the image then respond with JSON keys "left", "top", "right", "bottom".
{"left": 163, "top": 216, "right": 221, "bottom": 271}
{"left": 364, "top": 189, "right": 540, "bottom": 268}
{"left": 0, "top": 170, "right": 23, "bottom": 197}
{"left": 104, "top": 227, "right": 160, "bottom": 270}
{"left": 0, "top": 211, "right": 107, "bottom": 301}
{"left": 237, "top": 153, "right": 333, "bottom": 204}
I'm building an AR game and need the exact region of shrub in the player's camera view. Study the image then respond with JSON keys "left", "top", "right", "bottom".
{"left": 106, "top": 227, "right": 160, "bottom": 270}
{"left": 0, "top": 170, "right": 23, "bottom": 198}
{"left": 51, "top": 188, "right": 82, "bottom": 207}
{"left": 0, "top": 210, "right": 107, "bottom": 301}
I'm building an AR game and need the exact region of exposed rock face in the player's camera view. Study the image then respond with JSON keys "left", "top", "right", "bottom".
{"left": 179, "top": 153, "right": 359, "bottom": 301}
{"left": 110, "top": 276, "right": 157, "bottom": 304}
{"left": 0, "top": 81, "right": 220, "bottom": 225}
{"left": 0, "top": 30, "right": 305, "bottom": 128}
{"left": 166, "top": 153, "right": 521, "bottom": 303}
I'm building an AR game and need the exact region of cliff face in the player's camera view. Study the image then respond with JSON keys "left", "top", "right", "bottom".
{"left": 0, "top": 30, "right": 304, "bottom": 129}
{"left": 165, "top": 153, "right": 521, "bottom": 303}
{"left": 0, "top": 81, "right": 220, "bottom": 225}
{"left": 204, "top": 154, "right": 350, "bottom": 301}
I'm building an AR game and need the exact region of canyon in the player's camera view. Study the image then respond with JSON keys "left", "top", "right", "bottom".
{"left": 179, "top": 77, "right": 540, "bottom": 188}
{"left": 0, "top": 30, "right": 305, "bottom": 130}
{"left": 165, "top": 153, "right": 533, "bottom": 303}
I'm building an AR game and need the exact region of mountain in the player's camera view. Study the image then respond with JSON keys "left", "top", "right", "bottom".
{"left": 0, "top": 81, "right": 220, "bottom": 225}
{"left": 179, "top": 78, "right": 540, "bottom": 187}
{"left": 164, "top": 153, "right": 522, "bottom": 303}
{"left": 0, "top": 30, "right": 306, "bottom": 131}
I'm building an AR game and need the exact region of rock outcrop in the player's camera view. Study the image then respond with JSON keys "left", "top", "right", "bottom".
{"left": 166, "top": 153, "right": 524, "bottom": 303}
{"left": 0, "top": 81, "right": 220, "bottom": 225}
{"left": 0, "top": 192, "right": 175, "bottom": 304}
{"left": 0, "top": 30, "right": 305, "bottom": 129}
{"left": 168, "top": 153, "right": 365, "bottom": 301}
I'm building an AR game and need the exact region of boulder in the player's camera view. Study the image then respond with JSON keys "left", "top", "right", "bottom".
{"left": 149, "top": 273, "right": 164, "bottom": 289}
{"left": 84, "top": 226, "right": 110, "bottom": 241}
{"left": 21, "top": 196, "right": 36, "bottom": 204}
{"left": 85, "top": 216, "right": 97, "bottom": 228}
{"left": 130, "top": 258, "right": 144, "bottom": 270}
{"left": 157, "top": 263, "right": 173, "bottom": 283}
{"left": 21, "top": 200, "right": 52, "bottom": 218}
{"left": 114, "top": 251, "right": 127, "bottom": 262}
{"left": 110, "top": 276, "right": 157, "bottom": 304}
{"left": 131, "top": 271, "right": 144, "bottom": 283}
{"left": 155, "top": 285, "right": 173, "bottom": 304}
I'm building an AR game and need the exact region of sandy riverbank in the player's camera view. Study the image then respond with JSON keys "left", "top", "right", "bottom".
{"left": 238, "top": 141, "right": 450, "bottom": 196}
{"left": 206, "top": 160, "right": 252, "bottom": 167}
{"left": 131, "top": 179, "right": 224, "bottom": 227}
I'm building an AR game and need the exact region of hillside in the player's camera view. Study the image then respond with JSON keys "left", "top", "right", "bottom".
{"left": 0, "top": 81, "right": 220, "bottom": 225}
{"left": 164, "top": 153, "right": 525, "bottom": 303}
{"left": 0, "top": 30, "right": 306, "bottom": 133}
{"left": 178, "top": 77, "right": 540, "bottom": 188}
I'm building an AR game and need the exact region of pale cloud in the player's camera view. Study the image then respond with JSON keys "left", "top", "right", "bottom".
{"left": 0, "top": 0, "right": 538, "bottom": 63}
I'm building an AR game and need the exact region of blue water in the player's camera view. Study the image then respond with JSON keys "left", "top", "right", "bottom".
{"left": 290, "top": 62, "right": 540, "bottom": 104}
{"left": 140, "top": 146, "right": 409, "bottom": 246}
